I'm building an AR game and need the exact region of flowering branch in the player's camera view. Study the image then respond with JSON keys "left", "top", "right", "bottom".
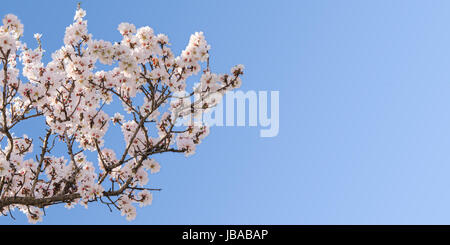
{"left": 0, "top": 6, "right": 244, "bottom": 223}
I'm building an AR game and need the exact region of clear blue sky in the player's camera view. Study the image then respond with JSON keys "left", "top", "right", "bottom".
{"left": 2, "top": 0, "right": 450, "bottom": 224}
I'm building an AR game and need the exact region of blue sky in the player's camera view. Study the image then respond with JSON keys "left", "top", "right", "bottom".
{"left": 3, "top": 0, "right": 450, "bottom": 224}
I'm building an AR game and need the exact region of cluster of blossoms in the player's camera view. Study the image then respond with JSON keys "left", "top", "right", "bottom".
{"left": 0, "top": 7, "right": 243, "bottom": 223}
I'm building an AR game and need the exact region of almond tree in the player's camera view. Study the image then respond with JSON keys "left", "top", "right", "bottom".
{"left": 0, "top": 5, "right": 244, "bottom": 223}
